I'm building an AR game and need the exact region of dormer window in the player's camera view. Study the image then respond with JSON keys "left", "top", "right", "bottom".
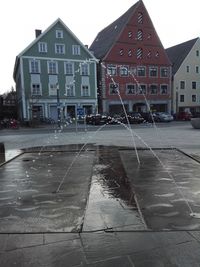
{"left": 56, "top": 30, "right": 63, "bottom": 39}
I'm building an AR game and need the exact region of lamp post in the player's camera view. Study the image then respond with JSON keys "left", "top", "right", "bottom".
{"left": 56, "top": 83, "right": 61, "bottom": 128}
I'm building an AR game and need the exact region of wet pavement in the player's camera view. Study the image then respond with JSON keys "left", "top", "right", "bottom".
{"left": 1, "top": 144, "right": 200, "bottom": 266}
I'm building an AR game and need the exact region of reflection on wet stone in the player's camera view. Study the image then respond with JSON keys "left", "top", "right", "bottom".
{"left": 0, "top": 144, "right": 200, "bottom": 233}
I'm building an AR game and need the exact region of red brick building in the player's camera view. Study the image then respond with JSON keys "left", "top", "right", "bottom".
{"left": 90, "top": 0, "right": 172, "bottom": 115}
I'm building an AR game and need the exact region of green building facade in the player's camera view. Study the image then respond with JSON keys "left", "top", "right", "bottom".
{"left": 13, "top": 18, "right": 98, "bottom": 122}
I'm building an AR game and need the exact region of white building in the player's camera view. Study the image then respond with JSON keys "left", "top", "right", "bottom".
{"left": 166, "top": 37, "right": 200, "bottom": 116}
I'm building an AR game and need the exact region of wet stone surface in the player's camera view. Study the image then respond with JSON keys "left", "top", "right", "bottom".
{"left": 0, "top": 145, "right": 200, "bottom": 233}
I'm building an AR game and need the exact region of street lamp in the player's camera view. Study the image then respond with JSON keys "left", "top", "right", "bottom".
{"left": 56, "top": 83, "right": 61, "bottom": 128}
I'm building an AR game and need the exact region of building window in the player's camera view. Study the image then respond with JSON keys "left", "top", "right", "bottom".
{"left": 128, "top": 50, "right": 132, "bottom": 57}
{"left": 48, "top": 75, "right": 58, "bottom": 96}
{"left": 72, "top": 45, "right": 80, "bottom": 55}
{"left": 186, "top": 66, "right": 190, "bottom": 73}
{"left": 126, "top": 84, "right": 136, "bottom": 95}
{"left": 64, "top": 62, "right": 74, "bottom": 75}
{"left": 138, "top": 12, "right": 143, "bottom": 24}
{"left": 38, "top": 42, "right": 47, "bottom": 53}
{"left": 55, "top": 44, "right": 65, "bottom": 54}
{"left": 180, "top": 81, "right": 185, "bottom": 89}
{"left": 120, "top": 66, "right": 129, "bottom": 76}
{"left": 180, "top": 94, "right": 185, "bottom": 102}
{"left": 137, "top": 48, "right": 143, "bottom": 59}
{"left": 147, "top": 51, "right": 151, "bottom": 58}
{"left": 160, "top": 67, "right": 169, "bottom": 77}
{"left": 56, "top": 30, "right": 63, "bottom": 39}
{"left": 31, "top": 83, "right": 41, "bottom": 95}
{"left": 29, "top": 59, "right": 40, "bottom": 73}
{"left": 192, "top": 81, "right": 196, "bottom": 89}
{"left": 155, "top": 51, "right": 159, "bottom": 58}
{"left": 137, "top": 30, "right": 143, "bottom": 40}
{"left": 147, "top": 33, "right": 151, "bottom": 40}
{"left": 109, "top": 83, "right": 119, "bottom": 94}
{"left": 66, "top": 84, "right": 75, "bottom": 97}
{"left": 149, "top": 66, "right": 158, "bottom": 77}
{"left": 137, "top": 66, "right": 146, "bottom": 76}
{"left": 150, "top": 84, "right": 158, "bottom": 95}
{"left": 80, "top": 63, "right": 89, "bottom": 75}
{"left": 160, "top": 85, "right": 168, "bottom": 95}
{"left": 48, "top": 61, "right": 58, "bottom": 74}
{"left": 128, "top": 31, "right": 132, "bottom": 38}
{"left": 81, "top": 85, "right": 90, "bottom": 97}
{"left": 192, "top": 95, "right": 197, "bottom": 102}
{"left": 107, "top": 65, "right": 117, "bottom": 76}
{"left": 138, "top": 84, "right": 146, "bottom": 95}
{"left": 119, "top": 49, "right": 124, "bottom": 56}
{"left": 196, "top": 66, "right": 199, "bottom": 73}
{"left": 196, "top": 50, "right": 199, "bottom": 57}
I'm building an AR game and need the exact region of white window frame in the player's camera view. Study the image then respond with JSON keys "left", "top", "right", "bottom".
{"left": 66, "top": 84, "right": 75, "bottom": 97}
{"left": 120, "top": 66, "right": 129, "bottom": 77}
{"left": 180, "top": 80, "right": 185, "bottom": 89}
{"left": 29, "top": 59, "right": 41, "bottom": 73}
{"left": 149, "top": 66, "right": 158, "bottom": 77}
{"left": 81, "top": 85, "right": 90, "bottom": 97}
{"left": 72, "top": 45, "right": 81, "bottom": 55}
{"left": 138, "top": 84, "right": 147, "bottom": 95}
{"left": 31, "top": 83, "right": 42, "bottom": 96}
{"left": 56, "top": 30, "right": 63, "bottom": 39}
{"left": 64, "top": 61, "right": 74, "bottom": 75}
{"left": 47, "top": 61, "right": 58, "bottom": 74}
{"left": 126, "top": 84, "right": 136, "bottom": 95}
{"left": 137, "top": 66, "right": 146, "bottom": 77}
{"left": 38, "top": 42, "right": 47, "bottom": 53}
{"left": 109, "top": 83, "right": 119, "bottom": 95}
{"left": 80, "top": 63, "right": 89, "bottom": 75}
{"left": 160, "top": 67, "right": 169, "bottom": 78}
{"left": 180, "top": 94, "right": 185, "bottom": 102}
{"left": 107, "top": 65, "right": 117, "bottom": 76}
{"left": 55, "top": 43, "right": 65, "bottom": 54}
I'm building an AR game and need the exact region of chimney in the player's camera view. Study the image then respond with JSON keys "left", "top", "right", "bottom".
{"left": 85, "top": 45, "right": 88, "bottom": 49}
{"left": 35, "top": 29, "right": 42, "bottom": 38}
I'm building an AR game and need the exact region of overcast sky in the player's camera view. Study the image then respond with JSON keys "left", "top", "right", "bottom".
{"left": 1, "top": 0, "right": 200, "bottom": 94}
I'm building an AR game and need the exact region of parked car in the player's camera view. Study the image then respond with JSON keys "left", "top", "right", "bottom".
{"left": 121, "top": 112, "right": 145, "bottom": 124}
{"left": 86, "top": 114, "right": 110, "bottom": 125}
{"left": 176, "top": 111, "right": 192, "bottom": 121}
{"left": 153, "top": 112, "right": 174, "bottom": 122}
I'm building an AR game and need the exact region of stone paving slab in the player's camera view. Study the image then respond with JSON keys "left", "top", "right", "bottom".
{"left": 0, "top": 150, "right": 94, "bottom": 232}
{"left": 1, "top": 231, "right": 200, "bottom": 266}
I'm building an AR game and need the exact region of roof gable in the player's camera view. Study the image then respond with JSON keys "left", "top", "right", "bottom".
{"left": 90, "top": 0, "right": 171, "bottom": 65}
{"left": 89, "top": 1, "right": 140, "bottom": 59}
{"left": 17, "top": 18, "right": 96, "bottom": 60}
{"left": 165, "top": 37, "right": 199, "bottom": 75}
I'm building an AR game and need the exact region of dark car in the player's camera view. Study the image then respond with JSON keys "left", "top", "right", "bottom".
{"left": 121, "top": 112, "right": 145, "bottom": 124}
{"left": 86, "top": 114, "right": 109, "bottom": 125}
